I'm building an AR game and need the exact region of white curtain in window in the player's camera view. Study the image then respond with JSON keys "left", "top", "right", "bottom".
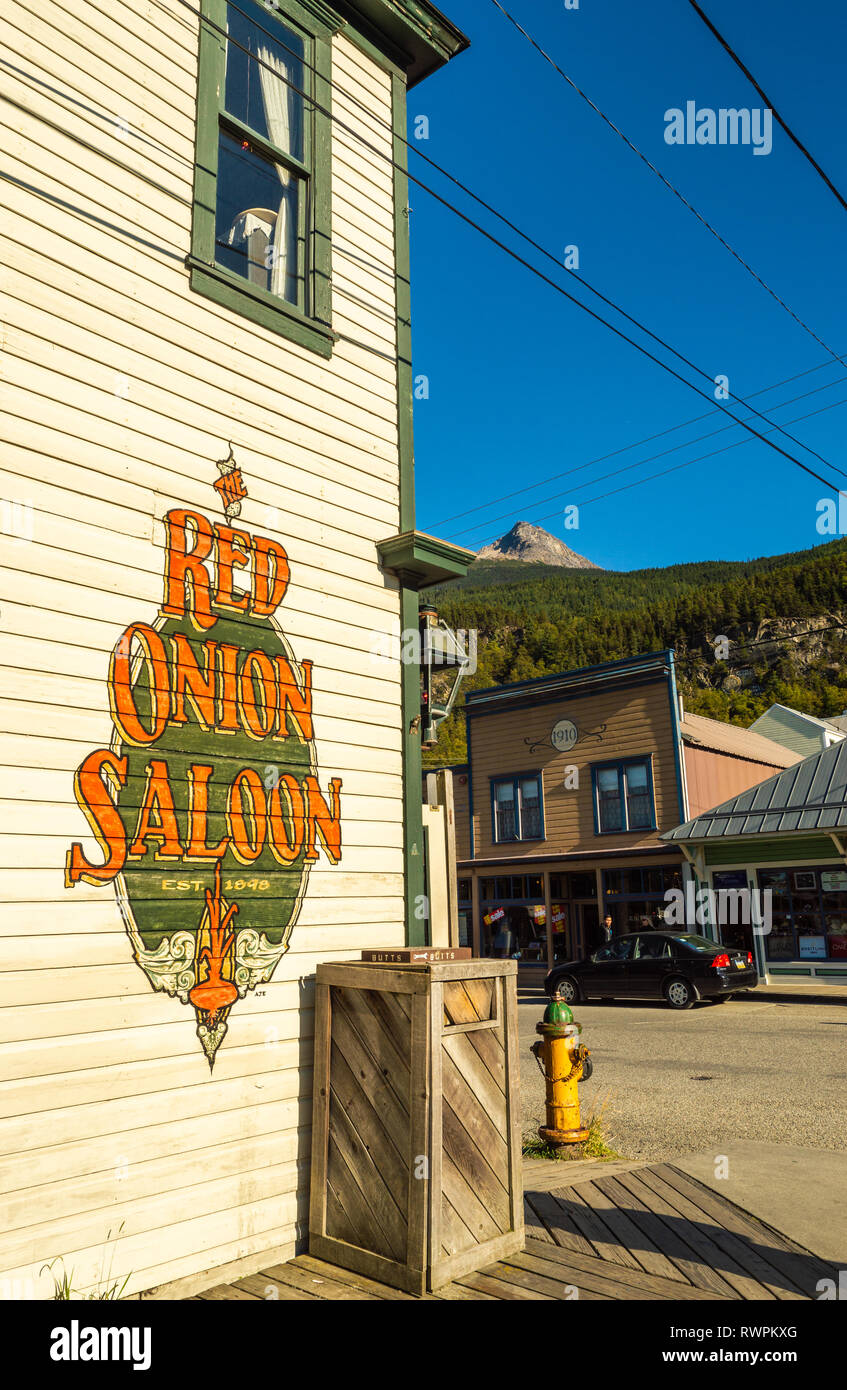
{"left": 257, "top": 42, "right": 298, "bottom": 299}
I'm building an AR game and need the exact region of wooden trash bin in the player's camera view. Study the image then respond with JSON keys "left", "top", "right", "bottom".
{"left": 309, "top": 958, "right": 524, "bottom": 1294}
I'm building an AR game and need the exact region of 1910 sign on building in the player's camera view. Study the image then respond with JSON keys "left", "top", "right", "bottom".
{"left": 65, "top": 490, "right": 343, "bottom": 1065}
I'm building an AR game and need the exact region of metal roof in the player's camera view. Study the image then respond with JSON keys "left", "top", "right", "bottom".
{"left": 679, "top": 711, "right": 801, "bottom": 769}
{"left": 663, "top": 738, "right": 847, "bottom": 843}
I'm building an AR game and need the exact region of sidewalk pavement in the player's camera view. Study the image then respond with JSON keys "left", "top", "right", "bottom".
{"left": 675, "top": 1142, "right": 847, "bottom": 1265}
{"left": 755, "top": 977, "right": 847, "bottom": 1003}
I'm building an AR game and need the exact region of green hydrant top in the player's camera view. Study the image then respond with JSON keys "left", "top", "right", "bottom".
{"left": 543, "top": 998, "right": 574, "bottom": 1026}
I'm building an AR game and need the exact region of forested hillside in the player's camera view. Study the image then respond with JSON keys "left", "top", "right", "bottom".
{"left": 424, "top": 537, "right": 847, "bottom": 766}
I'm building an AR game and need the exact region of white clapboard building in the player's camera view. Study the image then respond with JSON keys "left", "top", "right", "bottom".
{"left": 0, "top": 0, "right": 471, "bottom": 1298}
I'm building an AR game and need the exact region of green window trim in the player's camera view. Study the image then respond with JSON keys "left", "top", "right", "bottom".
{"left": 190, "top": 0, "right": 336, "bottom": 354}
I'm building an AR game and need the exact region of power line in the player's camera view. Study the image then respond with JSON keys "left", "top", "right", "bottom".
{"left": 487, "top": 0, "right": 847, "bottom": 373}
{"left": 716, "top": 622, "right": 847, "bottom": 656}
{"left": 502, "top": 387, "right": 847, "bottom": 535}
{"left": 429, "top": 356, "right": 847, "bottom": 530}
{"left": 202, "top": 0, "right": 844, "bottom": 480}
{"left": 687, "top": 0, "right": 847, "bottom": 216}
{"left": 444, "top": 373, "right": 847, "bottom": 542}
{"left": 164, "top": 0, "right": 847, "bottom": 498}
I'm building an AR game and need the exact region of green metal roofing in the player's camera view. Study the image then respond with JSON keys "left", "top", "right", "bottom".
{"left": 663, "top": 738, "right": 847, "bottom": 843}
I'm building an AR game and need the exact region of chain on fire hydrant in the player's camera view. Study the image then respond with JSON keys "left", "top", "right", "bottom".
{"left": 530, "top": 992, "right": 592, "bottom": 1145}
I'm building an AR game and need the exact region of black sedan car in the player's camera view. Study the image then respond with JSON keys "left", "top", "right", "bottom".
{"left": 545, "top": 931, "right": 758, "bottom": 1010}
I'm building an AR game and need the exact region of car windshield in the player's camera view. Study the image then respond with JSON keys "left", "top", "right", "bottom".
{"left": 591, "top": 938, "right": 635, "bottom": 962}
{"left": 671, "top": 934, "right": 723, "bottom": 954}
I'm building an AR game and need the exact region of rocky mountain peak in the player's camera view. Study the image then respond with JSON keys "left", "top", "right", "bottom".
{"left": 476, "top": 521, "right": 599, "bottom": 569}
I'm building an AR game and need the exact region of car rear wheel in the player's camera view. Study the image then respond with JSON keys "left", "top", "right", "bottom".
{"left": 554, "top": 975, "right": 579, "bottom": 1005}
{"left": 665, "top": 977, "right": 694, "bottom": 1010}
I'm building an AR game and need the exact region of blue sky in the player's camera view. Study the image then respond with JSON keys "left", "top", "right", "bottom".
{"left": 405, "top": 0, "right": 847, "bottom": 571}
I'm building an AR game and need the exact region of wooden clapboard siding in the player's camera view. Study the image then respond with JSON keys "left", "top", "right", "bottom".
{"left": 451, "top": 770, "right": 471, "bottom": 861}
{"left": 469, "top": 680, "right": 679, "bottom": 858}
{"left": 0, "top": 0, "right": 414, "bottom": 1298}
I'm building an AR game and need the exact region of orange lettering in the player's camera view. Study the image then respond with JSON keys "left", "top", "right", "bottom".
{"left": 304, "top": 775, "right": 342, "bottom": 863}
{"left": 268, "top": 774, "right": 306, "bottom": 864}
{"left": 109, "top": 623, "right": 171, "bottom": 746}
{"left": 275, "top": 657, "right": 313, "bottom": 742}
{"left": 214, "top": 524, "right": 251, "bottom": 613}
{"left": 226, "top": 769, "right": 266, "bottom": 864}
{"left": 239, "top": 650, "right": 277, "bottom": 739}
{"left": 185, "top": 764, "right": 228, "bottom": 860}
{"left": 129, "top": 760, "right": 185, "bottom": 859}
{"left": 170, "top": 634, "right": 217, "bottom": 729}
{"left": 252, "top": 536, "right": 290, "bottom": 615}
{"left": 65, "top": 750, "right": 128, "bottom": 886}
{"left": 162, "top": 510, "right": 217, "bottom": 631}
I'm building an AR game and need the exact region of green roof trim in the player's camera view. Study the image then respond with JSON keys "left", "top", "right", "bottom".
{"left": 703, "top": 835, "right": 840, "bottom": 866}
{"left": 377, "top": 530, "right": 475, "bottom": 589}
{"left": 335, "top": 0, "right": 470, "bottom": 84}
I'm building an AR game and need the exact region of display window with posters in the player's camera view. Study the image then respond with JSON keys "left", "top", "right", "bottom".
{"left": 758, "top": 867, "right": 847, "bottom": 961}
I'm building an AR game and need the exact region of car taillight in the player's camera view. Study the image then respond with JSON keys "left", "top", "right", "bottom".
{"left": 710, "top": 953, "right": 730, "bottom": 969}
{"left": 747, "top": 951, "right": 753, "bottom": 965}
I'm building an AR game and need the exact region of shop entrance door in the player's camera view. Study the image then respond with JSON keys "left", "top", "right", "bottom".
{"left": 576, "top": 902, "right": 600, "bottom": 958}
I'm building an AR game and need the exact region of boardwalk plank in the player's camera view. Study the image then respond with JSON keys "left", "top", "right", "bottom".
{"left": 560, "top": 1186, "right": 645, "bottom": 1271}
{"left": 525, "top": 1190, "right": 595, "bottom": 1256}
{"left": 196, "top": 1283, "right": 263, "bottom": 1301}
{"left": 649, "top": 1166, "right": 819, "bottom": 1300}
{"left": 614, "top": 1169, "right": 775, "bottom": 1302}
{"left": 290, "top": 1254, "right": 416, "bottom": 1300}
{"left": 454, "top": 1269, "right": 557, "bottom": 1300}
{"left": 573, "top": 1180, "right": 686, "bottom": 1282}
{"left": 523, "top": 1194, "right": 555, "bottom": 1244}
{"left": 593, "top": 1174, "right": 739, "bottom": 1298}
{"left": 258, "top": 1263, "right": 379, "bottom": 1300}
{"left": 522, "top": 1237, "right": 726, "bottom": 1300}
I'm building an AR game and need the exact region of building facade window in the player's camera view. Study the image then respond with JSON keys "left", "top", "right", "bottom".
{"left": 757, "top": 866, "right": 847, "bottom": 962}
{"left": 592, "top": 757, "right": 655, "bottom": 834}
{"left": 602, "top": 864, "right": 682, "bottom": 935}
{"left": 191, "top": 0, "right": 334, "bottom": 354}
{"left": 491, "top": 774, "right": 544, "bottom": 843}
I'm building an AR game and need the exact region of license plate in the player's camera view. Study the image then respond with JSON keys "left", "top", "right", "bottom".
{"left": 734, "top": 959, "right": 746, "bottom": 969}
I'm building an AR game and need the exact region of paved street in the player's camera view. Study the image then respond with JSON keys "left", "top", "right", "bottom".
{"left": 518, "top": 981, "right": 847, "bottom": 1162}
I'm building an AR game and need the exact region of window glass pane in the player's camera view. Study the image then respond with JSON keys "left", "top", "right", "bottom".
{"left": 596, "top": 767, "right": 622, "bottom": 832}
{"left": 566, "top": 871, "right": 595, "bottom": 899}
{"left": 216, "top": 130, "right": 303, "bottom": 304}
{"left": 624, "top": 761, "right": 652, "bottom": 828}
{"left": 519, "top": 778, "right": 542, "bottom": 838}
{"left": 493, "top": 782, "right": 516, "bottom": 842}
{"left": 225, "top": 0, "right": 305, "bottom": 161}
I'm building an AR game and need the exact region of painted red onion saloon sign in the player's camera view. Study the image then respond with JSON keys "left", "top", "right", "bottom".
{"left": 65, "top": 487, "right": 342, "bottom": 1066}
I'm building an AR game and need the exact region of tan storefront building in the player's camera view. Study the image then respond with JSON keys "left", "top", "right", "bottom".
{"left": 448, "top": 652, "right": 799, "bottom": 973}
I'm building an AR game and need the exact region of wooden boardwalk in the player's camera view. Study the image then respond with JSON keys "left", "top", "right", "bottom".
{"left": 192, "top": 1158, "right": 838, "bottom": 1301}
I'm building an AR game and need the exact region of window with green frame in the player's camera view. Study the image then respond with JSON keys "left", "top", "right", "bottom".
{"left": 190, "top": 0, "right": 335, "bottom": 355}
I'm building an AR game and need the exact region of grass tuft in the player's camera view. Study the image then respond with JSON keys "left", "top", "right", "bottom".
{"left": 522, "top": 1094, "right": 624, "bottom": 1163}
{"left": 42, "top": 1223, "right": 130, "bottom": 1300}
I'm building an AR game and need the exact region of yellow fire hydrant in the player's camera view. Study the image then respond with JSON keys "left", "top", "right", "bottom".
{"left": 531, "top": 993, "right": 592, "bottom": 1145}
